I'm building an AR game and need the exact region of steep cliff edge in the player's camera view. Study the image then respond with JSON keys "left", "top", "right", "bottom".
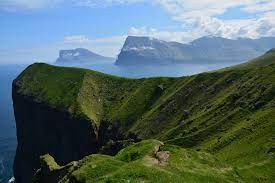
{"left": 12, "top": 66, "right": 99, "bottom": 183}
{"left": 13, "top": 50, "right": 275, "bottom": 182}
{"left": 12, "top": 94, "right": 99, "bottom": 183}
{"left": 12, "top": 64, "right": 170, "bottom": 183}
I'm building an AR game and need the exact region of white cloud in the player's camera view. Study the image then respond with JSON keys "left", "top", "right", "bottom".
{"left": 92, "top": 35, "right": 127, "bottom": 44}
{"left": 1, "top": 0, "right": 275, "bottom": 62}
{"left": 152, "top": 0, "right": 275, "bottom": 40}
{"left": 64, "top": 35, "right": 90, "bottom": 43}
{"left": 89, "top": 35, "right": 127, "bottom": 56}
{"left": 242, "top": 1, "right": 275, "bottom": 13}
{"left": 68, "top": 0, "right": 275, "bottom": 42}
{"left": 0, "top": 0, "right": 62, "bottom": 11}
{"left": 63, "top": 35, "right": 127, "bottom": 57}
{"left": 0, "top": 0, "right": 145, "bottom": 11}
{"left": 129, "top": 26, "right": 198, "bottom": 43}
{"left": 125, "top": 0, "right": 275, "bottom": 42}
{"left": 73, "top": 0, "right": 145, "bottom": 7}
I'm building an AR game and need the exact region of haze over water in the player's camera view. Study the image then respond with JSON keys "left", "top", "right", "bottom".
{"left": 55, "top": 61, "right": 236, "bottom": 78}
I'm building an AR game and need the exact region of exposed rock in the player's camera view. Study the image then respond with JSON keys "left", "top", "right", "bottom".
{"left": 153, "top": 142, "right": 164, "bottom": 154}
{"left": 157, "top": 84, "right": 164, "bottom": 91}
{"left": 156, "top": 151, "right": 170, "bottom": 165}
{"left": 151, "top": 143, "right": 170, "bottom": 165}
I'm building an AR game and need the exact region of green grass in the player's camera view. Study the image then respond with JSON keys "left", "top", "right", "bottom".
{"left": 15, "top": 50, "right": 275, "bottom": 182}
{"left": 35, "top": 140, "right": 241, "bottom": 183}
{"left": 40, "top": 154, "right": 60, "bottom": 171}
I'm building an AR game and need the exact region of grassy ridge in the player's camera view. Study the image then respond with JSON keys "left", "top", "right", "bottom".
{"left": 15, "top": 50, "right": 275, "bottom": 182}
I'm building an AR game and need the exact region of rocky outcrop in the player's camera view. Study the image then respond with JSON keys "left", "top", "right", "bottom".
{"left": 156, "top": 151, "right": 170, "bottom": 166}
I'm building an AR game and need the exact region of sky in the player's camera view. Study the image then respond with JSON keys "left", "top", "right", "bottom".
{"left": 0, "top": 0, "right": 275, "bottom": 64}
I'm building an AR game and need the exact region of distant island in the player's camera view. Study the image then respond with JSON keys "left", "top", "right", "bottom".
{"left": 55, "top": 37, "right": 275, "bottom": 67}
{"left": 56, "top": 48, "right": 114, "bottom": 64}
{"left": 115, "top": 36, "right": 275, "bottom": 66}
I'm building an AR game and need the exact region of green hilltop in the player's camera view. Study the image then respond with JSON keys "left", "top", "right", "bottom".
{"left": 14, "top": 50, "right": 275, "bottom": 182}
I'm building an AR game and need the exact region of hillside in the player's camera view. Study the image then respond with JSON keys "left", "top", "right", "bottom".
{"left": 13, "top": 50, "right": 275, "bottom": 182}
{"left": 34, "top": 140, "right": 240, "bottom": 183}
{"left": 115, "top": 36, "right": 275, "bottom": 66}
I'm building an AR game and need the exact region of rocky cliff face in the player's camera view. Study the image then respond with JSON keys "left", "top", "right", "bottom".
{"left": 11, "top": 63, "right": 169, "bottom": 182}
{"left": 116, "top": 36, "right": 186, "bottom": 65}
{"left": 12, "top": 90, "right": 99, "bottom": 183}
{"left": 11, "top": 63, "right": 140, "bottom": 183}
{"left": 12, "top": 92, "right": 136, "bottom": 183}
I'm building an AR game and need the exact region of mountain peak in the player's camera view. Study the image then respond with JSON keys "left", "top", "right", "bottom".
{"left": 126, "top": 36, "right": 155, "bottom": 41}
{"left": 116, "top": 36, "right": 172, "bottom": 65}
{"left": 190, "top": 36, "right": 231, "bottom": 45}
{"left": 124, "top": 36, "right": 161, "bottom": 45}
{"left": 59, "top": 48, "right": 99, "bottom": 58}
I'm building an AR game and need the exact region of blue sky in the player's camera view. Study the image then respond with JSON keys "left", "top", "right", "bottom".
{"left": 0, "top": 0, "right": 274, "bottom": 64}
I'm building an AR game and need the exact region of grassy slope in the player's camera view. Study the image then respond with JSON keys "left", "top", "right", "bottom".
{"left": 14, "top": 63, "right": 176, "bottom": 126}
{"left": 16, "top": 51, "right": 275, "bottom": 182}
{"left": 35, "top": 140, "right": 240, "bottom": 183}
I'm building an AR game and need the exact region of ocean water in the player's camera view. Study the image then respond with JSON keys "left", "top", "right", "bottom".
{"left": 0, "top": 65, "right": 26, "bottom": 139}
{"left": 55, "top": 61, "right": 235, "bottom": 78}
{"left": 0, "top": 64, "right": 26, "bottom": 182}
